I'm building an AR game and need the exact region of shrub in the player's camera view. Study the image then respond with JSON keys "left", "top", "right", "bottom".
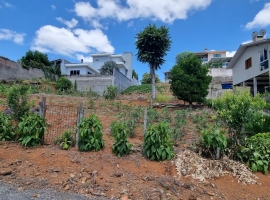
{"left": 245, "top": 112, "right": 270, "bottom": 135}
{"left": 171, "top": 110, "right": 188, "bottom": 145}
{"left": 143, "top": 122, "right": 174, "bottom": 161}
{"left": 54, "top": 130, "right": 75, "bottom": 150}
{"left": 0, "top": 112, "right": 15, "bottom": 141}
{"left": 55, "top": 77, "right": 72, "bottom": 91}
{"left": 17, "top": 113, "right": 46, "bottom": 147}
{"left": 78, "top": 114, "right": 105, "bottom": 151}
{"left": 238, "top": 133, "right": 270, "bottom": 174}
{"left": 213, "top": 87, "right": 265, "bottom": 148}
{"left": 7, "top": 84, "right": 31, "bottom": 121}
{"left": 111, "top": 121, "right": 132, "bottom": 157}
{"left": 103, "top": 85, "right": 118, "bottom": 100}
{"left": 200, "top": 125, "right": 227, "bottom": 159}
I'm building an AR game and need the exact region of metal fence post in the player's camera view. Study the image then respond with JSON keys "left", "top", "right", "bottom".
{"left": 76, "top": 102, "right": 84, "bottom": 148}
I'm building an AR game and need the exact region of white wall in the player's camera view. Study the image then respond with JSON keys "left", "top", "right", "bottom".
{"left": 92, "top": 56, "right": 110, "bottom": 71}
{"left": 233, "top": 42, "right": 270, "bottom": 85}
{"left": 209, "top": 68, "right": 232, "bottom": 77}
{"left": 123, "top": 52, "right": 133, "bottom": 80}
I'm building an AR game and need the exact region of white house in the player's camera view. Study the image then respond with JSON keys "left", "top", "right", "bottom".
{"left": 164, "top": 50, "right": 232, "bottom": 83}
{"left": 227, "top": 34, "right": 270, "bottom": 96}
{"left": 57, "top": 52, "right": 133, "bottom": 80}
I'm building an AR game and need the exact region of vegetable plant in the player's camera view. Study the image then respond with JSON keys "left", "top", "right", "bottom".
{"left": 143, "top": 122, "right": 174, "bottom": 161}
{"left": 54, "top": 130, "right": 75, "bottom": 150}
{"left": 17, "top": 113, "right": 46, "bottom": 147}
{"left": 111, "top": 121, "right": 133, "bottom": 157}
{"left": 78, "top": 114, "right": 105, "bottom": 151}
{"left": 200, "top": 125, "right": 227, "bottom": 159}
{"left": 0, "top": 112, "right": 15, "bottom": 141}
{"left": 238, "top": 133, "right": 270, "bottom": 174}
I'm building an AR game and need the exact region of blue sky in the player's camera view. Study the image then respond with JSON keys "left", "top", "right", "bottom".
{"left": 1, "top": 0, "right": 270, "bottom": 82}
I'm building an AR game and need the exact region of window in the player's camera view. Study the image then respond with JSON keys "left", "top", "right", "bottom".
{"left": 87, "top": 71, "right": 92, "bottom": 74}
{"left": 213, "top": 54, "right": 221, "bottom": 58}
{"left": 260, "top": 47, "right": 269, "bottom": 71}
{"left": 245, "top": 57, "right": 252, "bottom": 70}
{"left": 70, "top": 70, "right": 80, "bottom": 75}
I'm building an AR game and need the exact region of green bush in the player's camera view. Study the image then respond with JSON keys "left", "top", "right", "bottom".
{"left": 143, "top": 122, "right": 174, "bottom": 161}
{"left": 17, "top": 113, "right": 46, "bottom": 147}
{"left": 213, "top": 87, "right": 265, "bottom": 148}
{"left": 54, "top": 130, "right": 75, "bottom": 150}
{"left": 171, "top": 110, "right": 188, "bottom": 144}
{"left": 0, "top": 112, "right": 15, "bottom": 141}
{"left": 238, "top": 133, "right": 270, "bottom": 174}
{"left": 111, "top": 121, "right": 132, "bottom": 157}
{"left": 103, "top": 85, "right": 118, "bottom": 100}
{"left": 245, "top": 112, "right": 270, "bottom": 135}
{"left": 78, "top": 114, "right": 105, "bottom": 151}
{"left": 200, "top": 125, "right": 227, "bottom": 159}
{"left": 55, "top": 77, "right": 72, "bottom": 91}
{"left": 7, "top": 84, "right": 31, "bottom": 121}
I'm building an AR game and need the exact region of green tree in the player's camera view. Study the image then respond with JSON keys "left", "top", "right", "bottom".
{"left": 100, "top": 61, "right": 119, "bottom": 75}
{"left": 132, "top": 70, "right": 138, "bottom": 80}
{"left": 20, "top": 50, "right": 51, "bottom": 70}
{"left": 141, "top": 72, "right": 161, "bottom": 84}
{"left": 170, "top": 52, "right": 212, "bottom": 107}
{"left": 135, "top": 24, "right": 171, "bottom": 105}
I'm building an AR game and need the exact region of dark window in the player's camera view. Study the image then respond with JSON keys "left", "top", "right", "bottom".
{"left": 260, "top": 47, "right": 269, "bottom": 71}
{"left": 245, "top": 57, "right": 252, "bottom": 70}
{"left": 70, "top": 70, "right": 80, "bottom": 75}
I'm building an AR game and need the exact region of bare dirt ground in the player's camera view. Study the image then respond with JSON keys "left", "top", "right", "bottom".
{"left": 0, "top": 93, "right": 270, "bottom": 200}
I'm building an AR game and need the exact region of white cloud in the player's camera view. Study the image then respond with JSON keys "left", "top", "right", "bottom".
{"left": 31, "top": 25, "right": 114, "bottom": 57}
{"left": 4, "top": 2, "right": 12, "bottom": 7}
{"left": 127, "top": 21, "right": 134, "bottom": 28}
{"left": 51, "top": 5, "right": 56, "bottom": 10}
{"left": 0, "top": 29, "right": 25, "bottom": 44}
{"left": 245, "top": 3, "right": 270, "bottom": 29}
{"left": 75, "top": 54, "right": 93, "bottom": 62}
{"left": 74, "top": 0, "right": 213, "bottom": 27}
{"left": 0, "top": 0, "right": 13, "bottom": 8}
{"left": 226, "top": 51, "right": 236, "bottom": 57}
{"left": 56, "top": 17, "right": 78, "bottom": 28}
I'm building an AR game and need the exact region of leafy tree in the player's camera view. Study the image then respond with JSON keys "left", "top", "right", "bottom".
{"left": 141, "top": 72, "right": 161, "bottom": 84}
{"left": 135, "top": 24, "right": 171, "bottom": 105}
{"left": 20, "top": 50, "right": 51, "bottom": 70}
{"left": 170, "top": 52, "right": 212, "bottom": 107}
{"left": 132, "top": 70, "right": 138, "bottom": 80}
{"left": 100, "top": 61, "right": 119, "bottom": 75}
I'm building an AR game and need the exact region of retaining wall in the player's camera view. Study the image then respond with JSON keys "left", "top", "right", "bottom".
{"left": 0, "top": 57, "right": 45, "bottom": 81}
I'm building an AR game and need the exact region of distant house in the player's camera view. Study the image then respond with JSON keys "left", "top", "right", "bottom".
{"left": 164, "top": 50, "right": 232, "bottom": 83}
{"left": 50, "top": 52, "right": 138, "bottom": 95}
{"left": 227, "top": 33, "right": 270, "bottom": 96}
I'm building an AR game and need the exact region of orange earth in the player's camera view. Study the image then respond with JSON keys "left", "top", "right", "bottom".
{"left": 0, "top": 93, "right": 270, "bottom": 200}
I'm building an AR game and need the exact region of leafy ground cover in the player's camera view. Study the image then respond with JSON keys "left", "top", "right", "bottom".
{"left": 0, "top": 84, "right": 270, "bottom": 199}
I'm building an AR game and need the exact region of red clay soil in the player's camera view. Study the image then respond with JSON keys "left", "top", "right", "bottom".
{"left": 0, "top": 94, "right": 270, "bottom": 200}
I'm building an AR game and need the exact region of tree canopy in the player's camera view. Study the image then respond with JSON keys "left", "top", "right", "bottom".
{"left": 100, "top": 61, "right": 119, "bottom": 75}
{"left": 141, "top": 72, "right": 161, "bottom": 84}
{"left": 135, "top": 24, "right": 171, "bottom": 104}
{"left": 170, "top": 52, "right": 212, "bottom": 106}
{"left": 20, "top": 50, "right": 51, "bottom": 70}
{"left": 132, "top": 70, "right": 139, "bottom": 80}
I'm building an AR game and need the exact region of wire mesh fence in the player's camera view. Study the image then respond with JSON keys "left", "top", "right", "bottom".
{"left": 44, "top": 105, "right": 78, "bottom": 144}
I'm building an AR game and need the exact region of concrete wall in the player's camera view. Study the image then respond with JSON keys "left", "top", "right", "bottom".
{"left": 0, "top": 57, "right": 45, "bottom": 81}
{"left": 233, "top": 42, "right": 270, "bottom": 85}
{"left": 123, "top": 52, "right": 133, "bottom": 80}
{"left": 113, "top": 68, "right": 132, "bottom": 93}
{"left": 209, "top": 68, "right": 232, "bottom": 77}
{"left": 68, "top": 75, "right": 114, "bottom": 96}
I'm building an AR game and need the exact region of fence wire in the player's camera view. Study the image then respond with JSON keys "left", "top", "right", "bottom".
{"left": 44, "top": 105, "right": 78, "bottom": 144}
